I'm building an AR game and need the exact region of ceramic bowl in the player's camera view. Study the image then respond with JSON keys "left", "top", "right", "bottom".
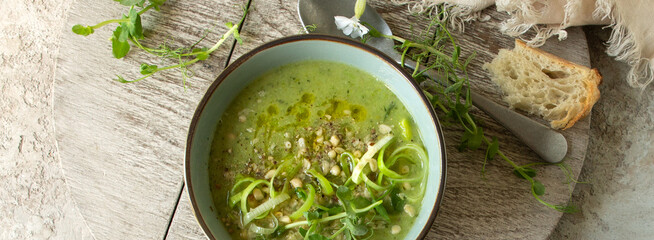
{"left": 186, "top": 34, "right": 446, "bottom": 239}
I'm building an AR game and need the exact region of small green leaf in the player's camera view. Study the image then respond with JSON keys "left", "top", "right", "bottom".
{"left": 307, "top": 234, "right": 330, "bottom": 240}
{"left": 389, "top": 186, "right": 406, "bottom": 212}
{"left": 513, "top": 167, "right": 537, "bottom": 179}
{"left": 383, "top": 101, "right": 396, "bottom": 121}
{"left": 129, "top": 8, "right": 144, "bottom": 39}
{"left": 72, "top": 24, "right": 94, "bottom": 36}
{"left": 114, "top": 0, "right": 144, "bottom": 6}
{"left": 115, "top": 75, "right": 128, "bottom": 83}
{"left": 532, "top": 180, "right": 545, "bottom": 196}
{"left": 444, "top": 80, "right": 463, "bottom": 93}
{"left": 305, "top": 24, "right": 317, "bottom": 33}
{"left": 341, "top": 218, "right": 369, "bottom": 236}
{"left": 336, "top": 186, "right": 353, "bottom": 201}
{"left": 555, "top": 204, "right": 578, "bottom": 213}
{"left": 196, "top": 52, "right": 209, "bottom": 60}
{"left": 485, "top": 137, "right": 499, "bottom": 161}
{"left": 467, "top": 127, "right": 483, "bottom": 150}
{"left": 298, "top": 227, "right": 308, "bottom": 237}
{"left": 374, "top": 204, "right": 390, "bottom": 222}
{"left": 326, "top": 206, "right": 344, "bottom": 215}
{"left": 149, "top": 0, "right": 165, "bottom": 6}
{"left": 139, "top": 63, "right": 158, "bottom": 75}
{"left": 294, "top": 187, "right": 307, "bottom": 200}
{"left": 111, "top": 22, "right": 131, "bottom": 42}
{"left": 361, "top": 22, "right": 382, "bottom": 38}
{"left": 304, "top": 210, "right": 321, "bottom": 221}
{"left": 225, "top": 22, "right": 234, "bottom": 28}
{"left": 111, "top": 26, "right": 130, "bottom": 58}
{"left": 192, "top": 47, "right": 208, "bottom": 53}
{"left": 233, "top": 28, "right": 243, "bottom": 44}
{"left": 454, "top": 102, "right": 468, "bottom": 116}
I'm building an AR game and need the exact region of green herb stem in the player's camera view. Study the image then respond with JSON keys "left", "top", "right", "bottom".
{"left": 329, "top": 226, "right": 348, "bottom": 239}
{"left": 284, "top": 212, "right": 348, "bottom": 229}
{"left": 137, "top": 4, "right": 155, "bottom": 15}
{"left": 207, "top": 23, "right": 239, "bottom": 54}
{"left": 129, "top": 37, "right": 168, "bottom": 55}
{"left": 90, "top": 18, "right": 130, "bottom": 30}
{"left": 382, "top": 34, "right": 453, "bottom": 63}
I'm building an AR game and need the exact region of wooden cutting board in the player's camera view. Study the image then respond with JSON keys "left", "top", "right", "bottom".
{"left": 54, "top": 0, "right": 591, "bottom": 239}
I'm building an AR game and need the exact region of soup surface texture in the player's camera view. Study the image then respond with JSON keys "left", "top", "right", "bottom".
{"left": 209, "top": 61, "right": 428, "bottom": 240}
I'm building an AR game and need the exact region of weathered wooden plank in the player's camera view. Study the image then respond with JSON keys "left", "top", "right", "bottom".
{"left": 53, "top": 0, "right": 246, "bottom": 239}
{"left": 166, "top": 187, "right": 207, "bottom": 240}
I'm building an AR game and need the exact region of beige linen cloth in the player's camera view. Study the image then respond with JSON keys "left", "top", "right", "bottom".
{"left": 392, "top": 0, "right": 654, "bottom": 89}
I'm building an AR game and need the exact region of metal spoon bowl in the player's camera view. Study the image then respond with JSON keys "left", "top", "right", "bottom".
{"left": 297, "top": 0, "right": 568, "bottom": 163}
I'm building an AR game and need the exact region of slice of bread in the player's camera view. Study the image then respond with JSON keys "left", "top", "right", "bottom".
{"left": 483, "top": 39, "right": 601, "bottom": 129}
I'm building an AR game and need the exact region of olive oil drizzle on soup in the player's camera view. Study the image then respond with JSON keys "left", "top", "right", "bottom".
{"left": 209, "top": 61, "right": 428, "bottom": 239}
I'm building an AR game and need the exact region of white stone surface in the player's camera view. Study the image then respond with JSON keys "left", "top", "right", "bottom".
{"left": 552, "top": 26, "right": 654, "bottom": 239}
{"left": 0, "top": 0, "right": 92, "bottom": 239}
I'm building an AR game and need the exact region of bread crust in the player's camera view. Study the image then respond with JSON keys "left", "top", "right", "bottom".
{"left": 563, "top": 68, "right": 602, "bottom": 129}
{"left": 496, "top": 40, "right": 602, "bottom": 129}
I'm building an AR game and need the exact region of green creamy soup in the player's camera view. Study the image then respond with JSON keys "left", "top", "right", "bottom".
{"left": 209, "top": 61, "right": 428, "bottom": 240}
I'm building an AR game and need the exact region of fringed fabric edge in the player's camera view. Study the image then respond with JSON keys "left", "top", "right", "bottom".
{"left": 389, "top": 0, "right": 654, "bottom": 89}
{"left": 595, "top": 0, "right": 654, "bottom": 89}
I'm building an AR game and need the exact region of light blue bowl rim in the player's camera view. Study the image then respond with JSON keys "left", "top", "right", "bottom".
{"left": 185, "top": 34, "right": 447, "bottom": 240}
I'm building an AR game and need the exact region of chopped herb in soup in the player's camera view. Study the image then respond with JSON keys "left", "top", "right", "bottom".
{"left": 209, "top": 61, "right": 428, "bottom": 240}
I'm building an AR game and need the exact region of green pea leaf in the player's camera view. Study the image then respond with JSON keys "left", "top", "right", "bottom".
{"left": 326, "top": 206, "right": 344, "bottom": 215}
{"left": 298, "top": 227, "right": 308, "bottom": 237}
{"left": 126, "top": 8, "right": 144, "bottom": 39}
{"left": 114, "top": 0, "right": 144, "bottom": 6}
{"left": 115, "top": 75, "right": 128, "bottom": 83}
{"left": 336, "top": 186, "right": 353, "bottom": 202}
{"left": 111, "top": 26, "right": 130, "bottom": 59}
{"left": 192, "top": 47, "right": 208, "bottom": 53}
{"left": 233, "top": 28, "right": 243, "bottom": 44}
{"left": 307, "top": 234, "right": 330, "bottom": 240}
{"left": 513, "top": 167, "right": 537, "bottom": 179}
{"left": 72, "top": 24, "right": 94, "bottom": 36}
{"left": 454, "top": 102, "right": 468, "bottom": 116}
{"left": 341, "top": 218, "right": 369, "bottom": 236}
{"left": 389, "top": 186, "right": 406, "bottom": 212}
{"left": 485, "top": 136, "right": 499, "bottom": 161}
{"left": 139, "top": 63, "right": 158, "bottom": 75}
{"left": 294, "top": 187, "right": 307, "bottom": 200}
{"left": 374, "top": 204, "right": 390, "bottom": 222}
{"left": 444, "top": 80, "right": 464, "bottom": 94}
{"left": 196, "top": 52, "right": 209, "bottom": 60}
{"left": 304, "top": 210, "right": 321, "bottom": 221}
{"left": 361, "top": 22, "right": 382, "bottom": 38}
{"left": 467, "top": 127, "right": 483, "bottom": 151}
{"left": 532, "top": 180, "right": 545, "bottom": 196}
{"left": 149, "top": 0, "right": 166, "bottom": 7}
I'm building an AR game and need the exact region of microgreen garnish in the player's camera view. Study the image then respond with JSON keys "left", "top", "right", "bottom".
{"left": 363, "top": 7, "right": 581, "bottom": 212}
{"left": 72, "top": 0, "right": 249, "bottom": 85}
{"left": 382, "top": 101, "right": 396, "bottom": 121}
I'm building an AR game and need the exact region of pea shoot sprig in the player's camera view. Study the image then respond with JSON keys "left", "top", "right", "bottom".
{"left": 364, "top": 8, "right": 581, "bottom": 213}
{"left": 72, "top": 0, "right": 247, "bottom": 85}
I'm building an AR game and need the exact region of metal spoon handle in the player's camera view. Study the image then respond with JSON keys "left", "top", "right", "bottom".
{"left": 401, "top": 57, "right": 568, "bottom": 163}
